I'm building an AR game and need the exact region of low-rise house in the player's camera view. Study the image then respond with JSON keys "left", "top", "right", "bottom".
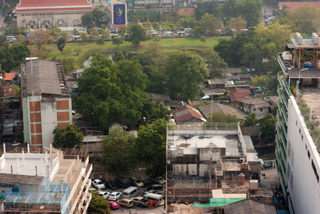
{"left": 198, "top": 103, "right": 247, "bottom": 120}
{"left": 225, "top": 68, "right": 242, "bottom": 77}
{"left": 240, "top": 99, "right": 270, "bottom": 117}
{"left": 3, "top": 73, "right": 16, "bottom": 85}
{"left": 173, "top": 105, "right": 207, "bottom": 124}
{"left": 229, "top": 88, "right": 252, "bottom": 105}
{"left": 207, "top": 78, "right": 227, "bottom": 89}
{"left": 148, "top": 93, "right": 171, "bottom": 106}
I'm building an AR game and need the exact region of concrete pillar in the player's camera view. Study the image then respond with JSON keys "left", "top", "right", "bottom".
{"left": 2, "top": 144, "right": 5, "bottom": 154}
{"left": 22, "top": 150, "right": 25, "bottom": 166}
{"left": 17, "top": 158, "right": 20, "bottom": 174}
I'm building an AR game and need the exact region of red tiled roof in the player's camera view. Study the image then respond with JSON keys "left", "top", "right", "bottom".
{"left": 13, "top": 0, "right": 93, "bottom": 13}
{"left": 4, "top": 73, "right": 15, "bottom": 81}
{"left": 173, "top": 105, "right": 207, "bottom": 123}
{"left": 229, "top": 87, "right": 251, "bottom": 102}
{"left": 278, "top": 2, "right": 320, "bottom": 11}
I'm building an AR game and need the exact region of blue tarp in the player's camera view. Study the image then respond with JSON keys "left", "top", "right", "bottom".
{"left": 277, "top": 210, "right": 290, "bottom": 214}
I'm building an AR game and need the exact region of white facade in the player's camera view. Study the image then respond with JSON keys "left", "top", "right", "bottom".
{"left": 287, "top": 97, "right": 320, "bottom": 214}
{"left": 242, "top": 103, "right": 269, "bottom": 116}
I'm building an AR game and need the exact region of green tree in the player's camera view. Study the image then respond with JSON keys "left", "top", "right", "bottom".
{"left": 73, "top": 28, "right": 79, "bottom": 35}
{"left": 221, "top": 0, "right": 238, "bottom": 21}
{"left": 153, "top": 35, "right": 161, "bottom": 42}
{"left": 0, "top": 42, "right": 30, "bottom": 71}
{"left": 101, "top": 29, "right": 110, "bottom": 40}
{"left": 115, "top": 51, "right": 125, "bottom": 62}
{"left": 152, "top": 22, "right": 160, "bottom": 30}
{"left": 81, "top": 12, "right": 94, "bottom": 28}
{"left": 92, "top": 7, "right": 104, "bottom": 27}
{"left": 76, "top": 54, "right": 148, "bottom": 129}
{"left": 251, "top": 75, "right": 270, "bottom": 88}
{"left": 96, "top": 38, "right": 105, "bottom": 49}
{"left": 200, "top": 48, "right": 228, "bottom": 79}
{"left": 15, "top": 34, "right": 25, "bottom": 43}
{"left": 241, "top": 113, "right": 259, "bottom": 127}
{"left": 61, "top": 58, "right": 75, "bottom": 73}
{"left": 53, "top": 124, "right": 83, "bottom": 148}
{"left": 88, "top": 190, "right": 111, "bottom": 214}
{"left": 260, "top": 113, "right": 277, "bottom": 144}
{"left": 102, "top": 126, "right": 136, "bottom": 175}
{"left": 80, "top": 32, "right": 89, "bottom": 42}
{"left": 228, "top": 16, "right": 247, "bottom": 33}
{"left": 0, "top": 34, "right": 7, "bottom": 46}
{"left": 141, "top": 102, "right": 171, "bottom": 123}
{"left": 165, "top": 50, "right": 208, "bottom": 100}
{"left": 135, "top": 119, "right": 167, "bottom": 175}
{"left": 191, "top": 25, "right": 206, "bottom": 37}
{"left": 236, "top": 0, "right": 262, "bottom": 27}
{"left": 294, "top": 3, "right": 320, "bottom": 30}
{"left": 126, "top": 24, "right": 147, "bottom": 46}
{"left": 179, "top": 15, "right": 197, "bottom": 28}
{"left": 57, "top": 37, "right": 66, "bottom": 52}
{"left": 29, "top": 29, "right": 53, "bottom": 49}
{"left": 201, "top": 13, "right": 221, "bottom": 33}
{"left": 89, "top": 28, "right": 99, "bottom": 41}
{"left": 112, "top": 37, "right": 123, "bottom": 48}
{"left": 207, "top": 111, "right": 239, "bottom": 123}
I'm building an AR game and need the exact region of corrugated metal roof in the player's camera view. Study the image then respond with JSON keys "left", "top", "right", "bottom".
{"left": 173, "top": 105, "right": 206, "bottom": 123}
{"left": 224, "top": 199, "right": 277, "bottom": 214}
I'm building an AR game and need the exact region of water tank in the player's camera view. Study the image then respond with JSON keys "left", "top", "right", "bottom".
{"left": 238, "top": 173, "right": 245, "bottom": 185}
{"left": 250, "top": 180, "right": 258, "bottom": 190}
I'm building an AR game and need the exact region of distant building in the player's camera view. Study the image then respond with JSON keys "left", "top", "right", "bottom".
{"left": 0, "top": 145, "right": 92, "bottom": 214}
{"left": 13, "top": 0, "right": 94, "bottom": 29}
{"left": 224, "top": 199, "right": 277, "bottom": 214}
{"left": 278, "top": 1, "right": 320, "bottom": 11}
{"left": 229, "top": 87, "right": 252, "bottom": 104}
{"left": 173, "top": 105, "right": 206, "bottom": 123}
{"left": 240, "top": 98, "right": 270, "bottom": 117}
{"left": 21, "top": 58, "right": 72, "bottom": 149}
{"left": 198, "top": 103, "right": 247, "bottom": 120}
{"left": 148, "top": 93, "right": 171, "bottom": 106}
{"left": 207, "top": 78, "right": 227, "bottom": 89}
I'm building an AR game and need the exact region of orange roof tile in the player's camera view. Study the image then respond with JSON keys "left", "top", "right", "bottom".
{"left": 229, "top": 87, "right": 252, "bottom": 102}
{"left": 173, "top": 105, "right": 207, "bottom": 123}
{"left": 4, "top": 73, "right": 15, "bottom": 81}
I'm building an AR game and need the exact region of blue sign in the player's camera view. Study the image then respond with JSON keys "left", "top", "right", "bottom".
{"left": 114, "top": 4, "right": 125, "bottom": 25}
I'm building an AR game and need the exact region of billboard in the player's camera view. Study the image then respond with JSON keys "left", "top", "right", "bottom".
{"left": 113, "top": 4, "right": 126, "bottom": 25}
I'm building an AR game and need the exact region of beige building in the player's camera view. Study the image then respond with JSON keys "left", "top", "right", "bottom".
{"left": 0, "top": 145, "right": 92, "bottom": 214}
{"left": 13, "top": 0, "right": 94, "bottom": 29}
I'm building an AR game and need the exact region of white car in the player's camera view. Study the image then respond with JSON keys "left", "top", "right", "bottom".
{"left": 99, "top": 191, "right": 110, "bottom": 199}
{"left": 108, "top": 192, "right": 122, "bottom": 201}
{"left": 92, "top": 179, "right": 105, "bottom": 189}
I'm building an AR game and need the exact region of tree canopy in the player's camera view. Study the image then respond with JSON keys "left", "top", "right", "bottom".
{"left": 260, "top": 113, "right": 277, "bottom": 144}
{"left": 0, "top": 42, "right": 30, "bottom": 71}
{"left": 76, "top": 54, "right": 148, "bottom": 129}
{"left": 53, "top": 124, "right": 83, "bottom": 148}
{"left": 241, "top": 113, "right": 259, "bottom": 127}
{"left": 135, "top": 119, "right": 167, "bottom": 175}
{"left": 126, "top": 24, "right": 147, "bottom": 46}
{"left": 88, "top": 191, "right": 111, "bottom": 214}
{"left": 165, "top": 50, "right": 208, "bottom": 100}
{"left": 102, "top": 126, "right": 136, "bottom": 175}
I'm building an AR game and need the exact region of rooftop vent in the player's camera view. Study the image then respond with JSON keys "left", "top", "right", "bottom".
{"left": 295, "top": 32, "right": 303, "bottom": 45}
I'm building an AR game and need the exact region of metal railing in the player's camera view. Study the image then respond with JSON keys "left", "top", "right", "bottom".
{"left": 277, "top": 54, "right": 287, "bottom": 74}
{"left": 277, "top": 112, "right": 288, "bottom": 139}
{"left": 277, "top": 100, "right": 288, "bottom": 122}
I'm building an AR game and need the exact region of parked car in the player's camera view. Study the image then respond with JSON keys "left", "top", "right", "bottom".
{"left": 117, "top": 198, "right": 134, "bottom": 208}
{"left": 92, "top": 179, "right": 105, "bottom": 189}
{"left": 115, "top": 176, "right": 131, "bottom": 188}
{"left": 108, "top": 192, "right": 122, "bottom": 201}
{"left": 151, "top": 176, "right": 166, "bottom": 184}
{"left": 130, "top": 177, "right": 144, "bottom": 187}
{"left": 89, "top": 185, "right": 97, "bottom": 192}
{"left": 147, "top": 184, "right": 163, "bottom": 191}
{"left": 108, "top": 201, "right": 120, "bottom": 210}
{"left": 98, "top": 191, "right": 110, "bottom": 199}
{"left": 132, "top": 196, "right": 150, "bottom": 207}
{"left": 106, "top": 181, "right": 118, "bottom": 190}
{"left": 141, "top": 189, "right": 157, "bottom": 196}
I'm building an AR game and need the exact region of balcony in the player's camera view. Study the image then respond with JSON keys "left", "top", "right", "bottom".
{"left": 275, "top": 161, "right": 287, "bottom": 199}
{"left": 278, "top": 143, "right": 287, "bottom": 163}
{"left": 277, "top": 112, "right": 288, "bottom": 139}
{"left": 277, "top": 100, "right": 288, "bottom": 122}
{"left": 275, "top": 149, "right": 286, "bottom": 178}
{"left": 276, "top": 125, "right": 287, "bottom": 151}
{"left": 277, "top": 54, "right": 287, "bottom": 75}
{"left": 277, "top": 72, "right": 293, "bottom": 97}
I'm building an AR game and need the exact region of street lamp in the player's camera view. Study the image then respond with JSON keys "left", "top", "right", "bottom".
{"left": 297, "top": 68, "right": 308, "bottom": 97}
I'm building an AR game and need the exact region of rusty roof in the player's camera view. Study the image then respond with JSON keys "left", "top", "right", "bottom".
{"left": 229, "top": 88, "right": 252, "bottom": 102}
{"left": 173, "top": 105, "right": 206, "bottom": 123}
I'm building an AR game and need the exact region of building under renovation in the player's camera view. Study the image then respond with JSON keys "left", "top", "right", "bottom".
{"left": 165, "top": 122, "right": 262, "bottom": 205}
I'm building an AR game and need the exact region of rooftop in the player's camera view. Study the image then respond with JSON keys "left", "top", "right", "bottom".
{"left": 208, "top": 78, "right": 227, "bottom": 85}
{"left": 173, "top": 105, "right": 207, "bottom": 123}
{"left": 0, "top": 173, "right": 43, "bottom": 185}
{"left": 3, "top": 73, "right": 16, "bottom": 81}
{"left": 225, "top": 68, "right": 242, "bottom": 74}
{"left": 198, "top": 103, "right": 247, "bottom": 120}
{"left": 148, "top": 93, "right": 171, "bottom": 101}
{"left": 240, "top": 99, "right": 271, "bottom": 108}
{"left": 229, "top": 88, "right": 252, "bottom": 102}
{"left": 13, "top": 0, "right": 93, "bottom": 13}
{"left": 22, "top": 59, "right": 69, "bottom": 98}
{"left": 224, "top": 199, "right": 277, "bottom": 214}
{"left": 278, "top": 1, "right": 320, "bottom": 11}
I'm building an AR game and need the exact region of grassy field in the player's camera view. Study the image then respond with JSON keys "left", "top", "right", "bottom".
{"left": 37, "top": 37, "right": 226, "bottom": 69}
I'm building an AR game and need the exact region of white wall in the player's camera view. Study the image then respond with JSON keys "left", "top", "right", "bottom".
{"left": 41, "top": 100, "right": 57, "bottom": 148}
{"left": 287, "top": 97, "right": 320, "bottom": 214}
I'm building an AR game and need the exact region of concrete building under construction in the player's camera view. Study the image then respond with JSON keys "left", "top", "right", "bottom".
{"left": 165, "top": 122, "right": 262, "bottom": 204}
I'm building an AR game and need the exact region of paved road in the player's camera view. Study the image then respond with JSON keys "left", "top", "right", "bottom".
{"left": 111, "top": 205, "right": 164, "bottom": 214}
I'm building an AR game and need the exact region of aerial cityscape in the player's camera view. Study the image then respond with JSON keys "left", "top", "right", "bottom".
{"left": 0, "top": 0, "right": 319, "bottom": 213}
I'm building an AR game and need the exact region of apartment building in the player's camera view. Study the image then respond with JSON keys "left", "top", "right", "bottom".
{"left": 0, "top": 145, "right": 92, "bottom": 213}
{"left": 276, "top": 32, "right": 320, "bottom": 214}
{"left": 166, "top": 122, "right": 262, "bottom": 205}
{"left": 13, "top": 0, "right": 94, "bottom": 29}
{"left": 21, "top": 58, "right": 72, "bottom": 149}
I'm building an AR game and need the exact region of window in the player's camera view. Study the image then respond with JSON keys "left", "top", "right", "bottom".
{"left": 312, "top": 160, "right": 319, "bottom": 183}
{"left": 308, "top": 150, "right": 310, "bottom": 159}
{"left": 299, "top": 129, "right": 301, "bottom": 134}
{"left": 260, "top": 108, "right": 263, "bottom": 112}
{"left": 254, "top": 108, "right": 256, "bottom": 111}
{"left": 296, "top": 121, "right": 298, "bottom": 126}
